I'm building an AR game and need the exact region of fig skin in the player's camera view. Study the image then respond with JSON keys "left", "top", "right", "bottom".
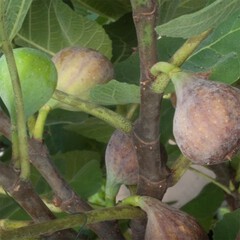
{"left": 105, "top": 130, "right": 138, "bottom": 204}
{"left": 0, "top": 47, "right": 57, "bottom": 118}
{"left": 139, "top": 197, "right": 208, "bottom": 240}
{"left": 48, "top": 47, "right": 114, "bottom": 110}
{"left": 172, "top": 71, "right": 240, "bottom": 165}
{"left": 105, "top": 130, "right": 168, "bottom": 204}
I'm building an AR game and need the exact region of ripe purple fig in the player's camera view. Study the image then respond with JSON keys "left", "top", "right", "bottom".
{"left": 48, "top": 47, "right": 114, "bottom": 109}
{"left": 133, "top": 196, "right": 208, "bottom": 240}
{"left": 105, "top": 130, "right": 168, "bottom": 205}
{"left": 105, "top": 130, "right": 138, "bottom": 205}
{"left": 172, "top": 71, "right": 240, "bottom": 165}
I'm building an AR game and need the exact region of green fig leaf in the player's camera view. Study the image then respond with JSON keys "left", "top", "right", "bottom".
{"left": 0, "top": 0, "right": 32, "bottom": 46}
{"left": 156, "top": 0, "right": 240, "bottom": 38}
{"left": 73, "top": 0, "right": 131, "bottom": 21}
{"left": 90, "top": 80, "right": 140, "bottom": 105}
{"left": 53, "top": 150, "right": 102, "bottom": 199}
{"left": 181, "top": 183, "right": 224, "bottom": 230}
{"left": 159, "top": 0, "right": 215, "bottom": 23}
{"left": 185, "top": 11, "right": 240, "bottom": 85}
{"left": 65, "top": 118, "right": 115, "bottom": 143}
{"left": 114, "top": 52, "right": 140, "bottom": 85}
{"left": 104, "top": 13, "right": 137, "bottom": 63}
{"left": 213, "top": 209, "right": 240, "bottom": 240}
{"left": 0, "top": 196, "right": 30, "bottom": 220}
{"left": 15, "top": 0, "right": 112, "bottom": 59}
{"left": 46, "top": 109, "right": 88, "bottom": 125}
{"left": 0, "top": 48, "right": 57, "bottom": 119}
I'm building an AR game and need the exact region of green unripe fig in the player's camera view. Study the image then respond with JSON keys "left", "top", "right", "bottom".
{"left": 172, "top": 71, "right": 240, "bottom": 165}
{"left": 0, "top": 47, "right": 57, "bottom": 119}
{"left": 48, "top": 47, "right": 114, "bottom": 110}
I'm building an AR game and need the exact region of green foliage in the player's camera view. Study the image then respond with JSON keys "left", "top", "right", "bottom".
{"left": 65, "top": 118, "right": 115, "bottom": 143}
{"left": 181, "top": 183, "right": 225, "bottom": 230}
{"left": 0, "top": 197, "right": 30, "bottom": 220}
{"left": 185, "top": 11, "right": 240, "bottom": 85}
{"left": 53, "top": 150, "right": 102, "bottom": 199}
{"left": 213, "top": 209, "right": 240, "bottom": 240}
{"left": 15, "top": 0, "right": 112, "bottom": 58}
{"left": 73, "top": 0, "right": 131, "bottom": 21}
{"left": 46, "top": 109, "right": 88, "bottom": 125}
{"left": 90, "top": 80, "right": 140, "bottom": 105}
{"left": 156, "top": 0, "right": 240, "bottom": 38}
{"left": 0, "top": 0, "right": 32, "bottom": 46}
{"left": 104, "top": 13, "right": 137, "bottom": 62}
{"left": 159, "top": 0, "right": 215, "bottom": 23}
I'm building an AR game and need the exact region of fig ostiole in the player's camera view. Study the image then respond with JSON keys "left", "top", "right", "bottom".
{"left": 105, "top": 130, "right": 138, "bottom": 206}
{"left": 46, "top": 47, "right": 114, "bottom": 111}
{"left": 171, "top": 70, "right": 240, "bottom": 165}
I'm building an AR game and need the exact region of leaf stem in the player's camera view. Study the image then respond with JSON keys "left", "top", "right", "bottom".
{"left": 171, "top": 155, "right": 191, "bottom": 185}
{"left": 151, "top": 29, "right": 212, "bottom": 93}
{"left": 189, "top": 166, "right": 233, "bottom": 196}
{"left": 53, "top": 90, "right": 132, "bottom": 133}
{"left": 0, "top": 206, "right": 145, "bottom": 240}
{"left": 0, "top": 1, "right": 30, "bottom": 180}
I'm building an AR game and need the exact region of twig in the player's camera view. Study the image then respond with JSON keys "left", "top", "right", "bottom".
{"left": 0, "top": 0, "right": 30, "bottom": 179}
{"left": 151, "top": 29, "right": 212, "bottom": 93}
{"left": 53, "top": 90, "right": 132, "bottom": 133}
{"left": 0, "top": 162, "right": 78, "bottom": 240}
{"left": 0, "top": 206, "right": 145, "bottom": 240}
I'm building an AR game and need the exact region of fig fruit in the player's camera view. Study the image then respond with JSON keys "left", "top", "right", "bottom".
{"left": 133, "top": 196, "right": 208, "bottom": 240}
{"left": 47, "top": 47, "right": 114, "bottom": 110}
{"left": 0, "top": 47, "right": 57, "bottom": 119}
{"left": 105, "top": 130, "right": 168, "bottom": 205}
{"left": 172, "top": 71, "right": 240, "bottom": 165}
{"left": 105, "top": 130, "right": 138, "bottom": 205}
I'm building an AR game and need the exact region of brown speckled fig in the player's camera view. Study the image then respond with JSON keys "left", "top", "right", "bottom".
{"left": 172, "top": 71, "right": 240, "bottom": 165}
{"left": 138, "top": 196, "right": 208, "bottom": 240}
{"left": 105, "top": 130, "right": 138, "bottom": 205}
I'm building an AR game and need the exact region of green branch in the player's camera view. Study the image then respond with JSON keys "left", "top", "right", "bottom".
{"left": 0, "top": 0, "right": 30, "bottom": 180}
{"left": 53, "top": 90, "right": 133, "bottom": 133}
{"left": 0, "top": 206, "right": 145, "bottom": 240}
{"left": 151, "top": 29, "right": 212, "bottom": 93}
